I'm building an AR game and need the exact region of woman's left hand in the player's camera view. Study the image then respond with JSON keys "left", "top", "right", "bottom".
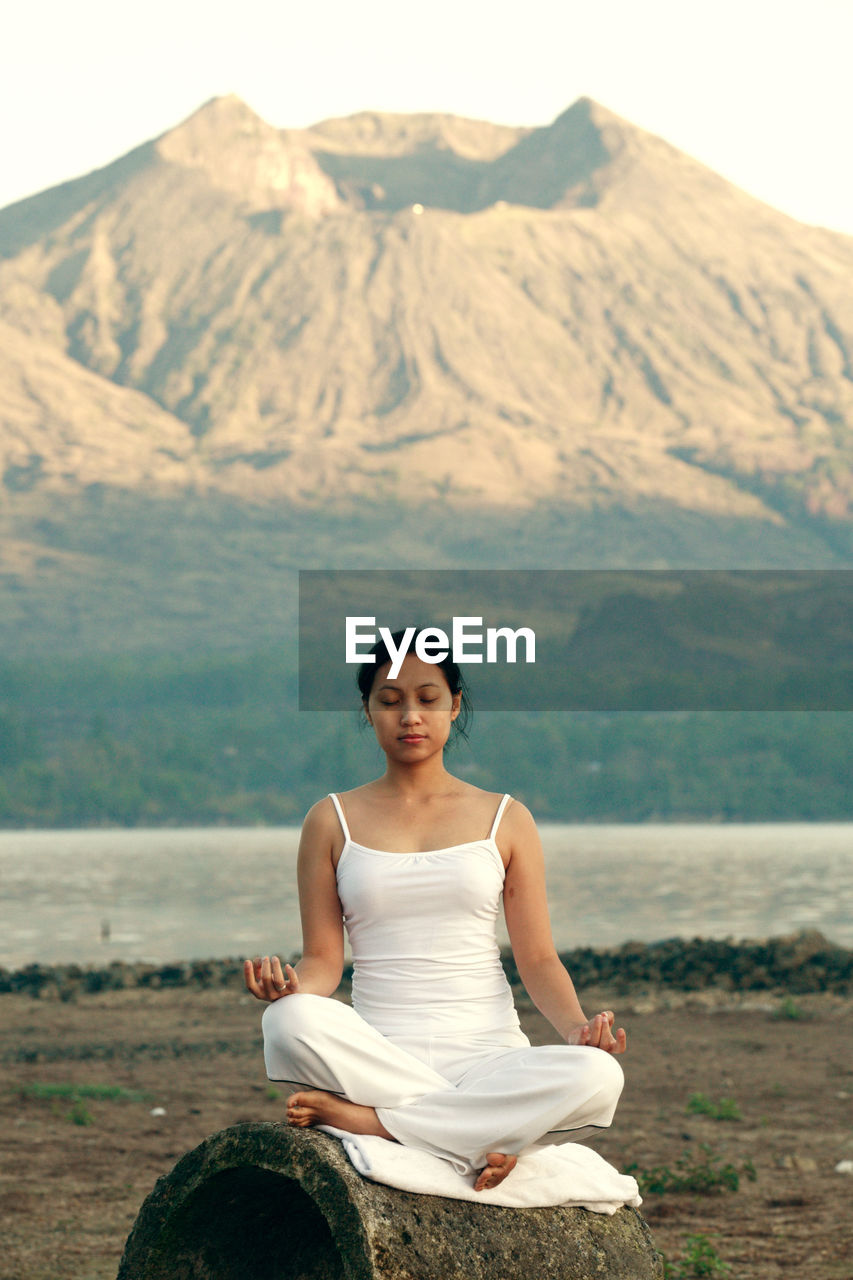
{"left": 243, "top": 955, "right": 299, "bottom": 1002}
{"left": 567, "top": 1010, "right": 627, "bottom": 1055}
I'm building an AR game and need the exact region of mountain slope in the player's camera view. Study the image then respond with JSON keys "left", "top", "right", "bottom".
{"left": 0, "top": 95, "right": 851, "bottom": 528}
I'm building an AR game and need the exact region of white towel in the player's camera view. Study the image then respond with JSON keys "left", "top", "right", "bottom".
{"left": 319, "top": 1127, "right": 642, "bottom": 1214}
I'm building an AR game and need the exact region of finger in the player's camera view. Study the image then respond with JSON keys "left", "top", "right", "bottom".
{"left": 284, "top": 963, "right": 299, "bottom": 991}
{"left": 603, "top": 1027, "right": 627, "bottom": 1055}
{"left": 588, "top": 1013, "right": 607, "bottom": 1047}
{"left": 243, "top": 958, "right": 266, "bottom": 1000}
{"left": 260, "top": 955, "right": 277, "bottom": 999}
{"left": 271, "top": 956, "right": 288, "bottom": 993}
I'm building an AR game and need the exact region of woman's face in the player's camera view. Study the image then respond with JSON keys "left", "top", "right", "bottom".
{"left": 364, "top": 653, "right": 461, "bottom": 761}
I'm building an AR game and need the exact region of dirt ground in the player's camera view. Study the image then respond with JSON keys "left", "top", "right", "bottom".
{"left": 1, "top": 981, "right": 851, "bottom": 1280}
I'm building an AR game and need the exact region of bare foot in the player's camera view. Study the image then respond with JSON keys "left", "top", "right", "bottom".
{"left": 286, "top": 1090, "right": 394, "bottom": 1140}
{"left": 474, "top": 1152, "right": 518, "bottom": 1192}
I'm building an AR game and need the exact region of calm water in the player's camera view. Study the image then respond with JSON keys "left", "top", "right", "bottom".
{"left": 1, "top": 824, "right": 851, "bottom": 970}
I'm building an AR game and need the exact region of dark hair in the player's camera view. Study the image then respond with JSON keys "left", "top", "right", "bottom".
{"left": 356, "top": 628, "right": 473, "bottom": 745}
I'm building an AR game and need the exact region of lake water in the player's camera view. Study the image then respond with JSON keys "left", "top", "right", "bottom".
{"left": 1, "top": 823, "right": 851, "bottom": 970}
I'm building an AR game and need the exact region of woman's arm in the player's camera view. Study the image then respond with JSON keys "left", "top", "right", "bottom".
{"left": 501, "top": 802, "right": 626, "bottom": 1053}
{"left": 244, "top": 799, "right": 345, "bottom": 1002}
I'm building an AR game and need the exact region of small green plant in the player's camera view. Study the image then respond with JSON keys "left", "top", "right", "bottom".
{"left": 20, "top": 1082, "right": 147, "bottom": 1103}
{"left": 624, "top": 1144, "right": 756, "bottom": 1196}
{"left": 67, "top": 1098, "right": 95, "bottom": 1126}
{"left": 265, "top": 1086, "right": 282, "bottom": 1101}
{"left": 664, "top": 1233, "right": 732, "bottom": 1278}
{"left": 686, "top": 1092, "right": 742, "bottom": 1121}
{"left": 21, "top": 1080, "right": 147, "bottom": 1126}
{"left": 773, "top": 995, "right": 806, "bottom": 1020}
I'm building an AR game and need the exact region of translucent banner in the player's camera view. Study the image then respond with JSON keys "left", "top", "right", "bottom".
{"left": 298, "top": 570, "right": 853, "bottom": 711}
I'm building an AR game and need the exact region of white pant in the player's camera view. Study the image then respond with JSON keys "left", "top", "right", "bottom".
{"left": 262, "top": 994, "right": 624, "bottom": 1176}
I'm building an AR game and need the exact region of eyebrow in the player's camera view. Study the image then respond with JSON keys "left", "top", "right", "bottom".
{"left": 377, "top": 682, "right": 443, "bottom": 692}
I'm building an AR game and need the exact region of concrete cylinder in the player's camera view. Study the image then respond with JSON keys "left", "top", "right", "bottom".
{"left": 117, "top": 1122, "right": 663, "bottom": 1280}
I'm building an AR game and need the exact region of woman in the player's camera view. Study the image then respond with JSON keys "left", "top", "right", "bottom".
{"left": 244, "top": 636, "right": 626, "bottom": 1193}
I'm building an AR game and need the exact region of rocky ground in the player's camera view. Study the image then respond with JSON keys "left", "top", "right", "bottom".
{"left": 1, "top": 979, "right": 851, "bottom": 1279}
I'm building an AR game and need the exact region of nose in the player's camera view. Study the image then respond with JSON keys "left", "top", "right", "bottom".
{"left": 400, "top": 701, "right": 422, "bottom": 724}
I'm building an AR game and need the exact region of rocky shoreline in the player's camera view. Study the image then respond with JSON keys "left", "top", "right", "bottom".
{"left": 3, "top": 930, "right": 849, "bottom": 1000}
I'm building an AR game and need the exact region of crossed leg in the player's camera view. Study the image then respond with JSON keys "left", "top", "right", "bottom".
{"left": 262, "top": 994, "right": 622, "bottom": 1191}
{"left": 284, "top": 1088, "right": 517, "bottom": 1190}
{"left": 281, "top": 1085, "right": 514, "bottom": 1192}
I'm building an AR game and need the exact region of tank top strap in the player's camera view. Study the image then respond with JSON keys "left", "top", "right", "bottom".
{"left": 488, "top": 793, "right": 513, "bottom": 841}
{"left": 328, "top": 793, "right": 352, "bottom": 843}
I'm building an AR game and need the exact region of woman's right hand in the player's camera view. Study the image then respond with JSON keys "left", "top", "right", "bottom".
{"left": 567, "top": 1010, "right": 627, "bottom": 1055}
{"left": 243, "top": 955, "right": 299, "bottom": 1002}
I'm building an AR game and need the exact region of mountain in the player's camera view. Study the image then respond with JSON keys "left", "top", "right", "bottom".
{"left": 0, "top": 95, "right": 852, "bottom": 654}
{"left": 2, "top": 94, "right": 852, "bottom": 515}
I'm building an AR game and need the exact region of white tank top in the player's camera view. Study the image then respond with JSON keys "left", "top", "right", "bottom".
{"left": 330, "top": 793, "right": 521, "bottom": 1040}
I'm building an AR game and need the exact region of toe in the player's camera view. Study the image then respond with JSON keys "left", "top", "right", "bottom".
{"left": 476, "top": 1154, "right": 517, "bottom": 1191}
{"left": 475, "top": 1153, "right": 513, "bottom": 1191}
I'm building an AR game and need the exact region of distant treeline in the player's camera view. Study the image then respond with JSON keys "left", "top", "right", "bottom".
{"left": 0, "top": 652, "right": 851, "bottom": 826}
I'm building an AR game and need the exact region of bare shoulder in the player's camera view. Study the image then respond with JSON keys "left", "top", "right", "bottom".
{"left": 298, "top": 796, "right": 343, "bottom": 861}
{"left": 455, "top": 784, "right": 529, "bottom": 826}
{"left": 496, "top": 798, "right": 542, "bottom": 867}
{"left": 501, "top": 798, "right": 539, "bottom": 838}
{"left": 302, "top": 795, "right": 338, "bottom": 832}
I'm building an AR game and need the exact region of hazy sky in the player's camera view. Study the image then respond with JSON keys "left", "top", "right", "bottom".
{"left": 3, "top": 0, "right": 851, "bottom": 232}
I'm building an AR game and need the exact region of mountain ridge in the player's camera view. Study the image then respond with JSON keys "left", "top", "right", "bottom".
{"left": 0, "top": 95, "right": 851, "bottom": 551}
